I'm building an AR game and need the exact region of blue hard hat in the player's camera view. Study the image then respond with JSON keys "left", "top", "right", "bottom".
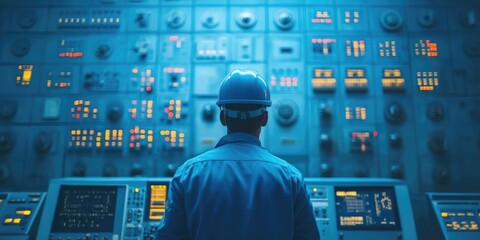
{"left": 216, "top": 69, "right": 272, "bottom": 107}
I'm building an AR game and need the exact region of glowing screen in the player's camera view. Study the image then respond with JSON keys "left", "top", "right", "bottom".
{"left": 335, "top": 187, "right": 401, "bottom": 230}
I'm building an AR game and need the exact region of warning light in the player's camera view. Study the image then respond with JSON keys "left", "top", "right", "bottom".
{"left": 414, "top": 40, "right": 438, "bottom": 57}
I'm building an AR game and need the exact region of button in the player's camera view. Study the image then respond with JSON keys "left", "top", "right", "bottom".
{"left": 13, "top": 218, "right": 21, "bottom": 224}
{"left": 4, "top": 218, "right": 13, "bottom": 224}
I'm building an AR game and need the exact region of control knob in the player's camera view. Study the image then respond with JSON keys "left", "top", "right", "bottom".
{"left": 135, "top": 13, "right": 148, "bottom": 28}
{"left": 389, "top": 164, "right": 404, "bottom": 179}
{"left": 0, "top": 99, "right": 18, "bottom": 120}
{"left": 166, "top": 10, "right": 186, "bottom": 29}
{"left": 433, "top": 166, "right": 451, "bottom": 185}
{"left": 428, "top": 131, "right": 447, "bottom": 154}
{"left": 202, "top": 12, "right": 219, "bottom": 29}
{"left": 274, "top": 10, "right": 295, "bottom": 30}
{"left": 33, "top": 131, "right": 52, "bottom": 153}
{"left": 426, "top": 101, "right": 444, "bottom": 122}
{"left": 274, "top": 99, "right": 298, "bottom": 127}
{"left": 319, "top": 133, "right": 332, "bottom": 151}
{"left": 235, "top": 10, "right": 257, "bottom": 29}
{"left": 319, "top": 102, "right": 332, "bottom": 120}
{"left": 133, "top": 41, "right": 149, "bottom": 60}
{"left": 11, "top": 39, "right": 31, "bottom": 57}
{"left": 107, "top": 100, "right": 124, "bottom": 122}
{"left": 102, "top": 163, "right": 118, "bottom": 177}
{"left": 319, "top": 163, "right": 333, "bottom": 177}
{"left": 0, "top": 131, "right": 14, "bottom": 153}
{"left": 17, "top": 10, "right": 38, "bottom": 29}
{"left": 95, "top": 44, "right": 113, "bottom": 60}
{"left": 389, "top": 132, "right": 402, "bottom": 148}
{"left": 380, "top": 10, "right": 403, "bottom": 32}
{"left": 463, "top": 38, "right": 480, "bottom": 58}
{"left": 385, "top": 102, "right": 405, "bottom": 124}
{"left": 417, "top": 9, "right": 437, "bottom": 28}
{"left": 130, "top": 163, "right": 144, "bottom": 176}
{"left": 202, "top": 104, "right": 216, "bottom": 122}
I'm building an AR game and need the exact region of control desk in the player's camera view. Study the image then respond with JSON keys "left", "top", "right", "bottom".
{"left": 35, "top": 177, "right": 417, "bottom": 240}
{"left": 427, "top": 192, "right": 480, "bottom": 240}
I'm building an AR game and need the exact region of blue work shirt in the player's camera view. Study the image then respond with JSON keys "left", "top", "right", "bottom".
{"left": 157, "top": 132, "right": 320, "bottom": 240}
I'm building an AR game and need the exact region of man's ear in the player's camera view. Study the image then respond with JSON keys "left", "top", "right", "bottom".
{"left": 220, "top": 110, "right": 227, "bottom": 126}
{"left": 261, "top": 111, "right": 268, "bottom": 127}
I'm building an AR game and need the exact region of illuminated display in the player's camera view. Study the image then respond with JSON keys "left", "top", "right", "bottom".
{"left": 382, "top": 69, "right": 406, "bottom": 92}
{"left": 378, "top": 40, "right": 397, "bottom": 57}
{"left": 335, "top": 187, "right": 400, "bottom": 230}
{"left": 311, "top": 10, "right": 333, "bottom": 25}
{"left": 163, "top": 67, "right": 187, "bottom": 90}
{"left": 70, "top": 99, "right": 98, "bottom": 120}
{"left": 195, "top": 37, "right": 228, "bottom": 61}
{"left": 416, "top": 71, "right": 439, "bottom": 91}
{"left": 148, "top": 184, "right": 168, "bottom": 220}
{"left": 345, "top": 107, "right": 367, "bottom": 121}
{"left": 350, "top": 131, "right": 374, "bottom": 153}
{"left": 51, "top": 186, "right": 119, "bottom": 233}
{"left": 414, "top": 39, "right": 438, "bottom": 57}
{"left": 345, "top": 40, "right": 366, "bottom": 58}
{"left": 55, "top": 9, "right": 121, "bottom": 29}
{"left": 129, "top": 99, "right": 153, "bottom": 120}
{"left": 160, "top": 130, "right": 185, "bottom": 152}
{"left": 58, "top": 39, "right": 84, "bottom": 58}
{"left": 270, "top": 68, "right": 299, "bottom": 90}
{"left": 311, "top": 38, "right": 336, "bottom": 56}
{"left": 344, "top": 69, "right": 368, "bottom": 93}
{"left": 46, "top": 70, "right": 72, "bottom": 89}
{"left": 440, "top": 210, "right": 479, "bottom": 231}
{"left": 130, "top": 66, "right": 154, "bottom": 93}
{"left": 311, "top": 68, "right": 336, "bottom": 93}
{"left": 344, "top": 11, "right": 360, "bottom": 24}
{"left": 129, "top": 126, "right": 153, "bottom": 152}
{"left": 16, "top": 65, "right": 33, "bottom": 86}
{"left": 163, "top": 99, "right": 185, "bottom": 122}
{"left": 68, "top": 129, "right": 123, "bottom": 151}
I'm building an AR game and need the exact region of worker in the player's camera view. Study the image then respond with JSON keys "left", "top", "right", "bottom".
{"left": 157, "top": 69, "right": 320, "bottom": 240}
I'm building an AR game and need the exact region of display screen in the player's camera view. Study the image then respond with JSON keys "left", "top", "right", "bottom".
{"left": 51, "top": 186, "right": 119, "bottom": 233}
{"left": 145, "top": 182, "right": 169, "bottom": 221}
{"left": 335, "top": 187, "right": 401, "bottom": 230}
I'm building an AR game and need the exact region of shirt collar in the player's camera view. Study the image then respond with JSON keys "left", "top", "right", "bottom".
{"left": 215, "top": 132, "right": 262, "bottom": 148}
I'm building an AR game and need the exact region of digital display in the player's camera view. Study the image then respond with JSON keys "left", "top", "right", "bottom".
{"left": 414, "top": 39, "right": 438, "bottom": 57}
{"left": 16, "top": 65, "right": 33, "bottom": 86}
{"left": 146, "top": 183, "right": 169, "bottom": 221}
{"left": 382, "top": 69, "right": 405, "bottom": 92}
{"left": 51, "top": 186, "right": 120, "bottom": 233}
{"left": 440, "top": 210, "right": 479, "bottom": 231}
{"left": 311, "top": 68, "right": 336, "bottom": 93}
{"left": 335, "top": 187, "right": 401, "bottom": 230}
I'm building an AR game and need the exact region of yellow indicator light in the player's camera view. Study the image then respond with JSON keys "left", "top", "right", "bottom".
{"left": 313, "top": 187, "right": 318, "bottom": 192}
{"left": 13, "top": 218, "right": 21, "bottom": 224}
{"left": 135, "top": 188, "right": 140, "bottom": 193}
{"left": 4, "top": 218, "right": 13, "bottom": 223}
{"left": 16, "top": 210, "right": 31, "bottom": 216}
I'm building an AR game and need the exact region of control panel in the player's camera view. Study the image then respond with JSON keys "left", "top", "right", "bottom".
{"left": 426, "top": 193, "right": 480, "bottom": 240}
{"left": 0, "top": 1, "right": 479, "bottom": 239}
{"left": 36, "top": 178, "right": 170, "bottom": 240}
{"left": 0, "top": 192, "right": 46, "bottom": 240}
{"left": 307, "top": 178, "right": 417, "bottom": 240}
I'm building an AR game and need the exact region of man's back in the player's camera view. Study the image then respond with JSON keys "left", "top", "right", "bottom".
{"left": 157, "top": 133, "right": 320, "bottom": 240}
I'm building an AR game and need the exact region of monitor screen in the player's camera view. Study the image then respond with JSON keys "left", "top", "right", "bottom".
{"left": 335, "top": 186, "right": 401, "bottom": 230}
{"left": 145, "top": 182, "right": 169, "bottom": 221}
{"left": 51, "top": 186, "right": 119, "bottom": 233}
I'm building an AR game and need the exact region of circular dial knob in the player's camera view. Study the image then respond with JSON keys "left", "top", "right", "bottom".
{"left": 428, "top": 131, "right": 447, "bottom": 154}
{"left": 202, "top": 12, "right": 219, "bottom": 29}
{"left": 17, "top": 10, "right": 38, "bottom": 29}
{"left": 463, "top": 39, "right": 480, "bottom": 58}
{"left": 389, "top": 164, "right": 404, "bottom": 179}
{"left": 235, "top": 10, "right": 257, "bottom": 29}
{"left": 0, "top": 99, "right": 18, "bottom": 120}
{"left": 95, "top": 44, "right": 113, "bottom": 60}
{"left": 319, "top": 133, "right": 332, "bottom": 150}
{"left": 11, "top": 39, "right": 31, "bottom": 57}
{"left": 385, "top": 102, "right": 405, "bottom": 124}
{"left": 426, "top": 101, "right": 444, "bottom": 122}
{"left": 459, "top": 9, "right": 477, "bottom": 28}
{"left": 274, "top": 10, "right": 295, "bottom": 30}
{"left": 417, "top": 9, "right": 437, "bottom": 28}
{"left": 107, "top": 100, "right": 124, "bottom": 122}
{"left": 33, "top": 131, "right": 53, "bottom": 153}
{"left": 0, "top": 131, "right": 14, "bottom": 153}
{"left": 319, "top": 102, "right": 332, "bottom": 120}
{"left": 380, "top": 10, "right": 403, "bottom": 32}
{"left": 389, "top": 132, "right": 402, "bottom": 148}
{"left": 319, "top": 163, "right": 333, "bottom": 177}
{"left": 274, "top": 99, "right": 299, "bottom": 127}
{"left": 202, "top": 104, "right": 216, "bottom": 122}
{"left": 166, "top": 10, "right": 186, "bottom": 29}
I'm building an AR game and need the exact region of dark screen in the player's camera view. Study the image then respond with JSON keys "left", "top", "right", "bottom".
{"left": 335, "top": 186, "right": 401, "bottom": 230}
{"left": 51, "top": 186, "right": 118, "bottom": 233}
